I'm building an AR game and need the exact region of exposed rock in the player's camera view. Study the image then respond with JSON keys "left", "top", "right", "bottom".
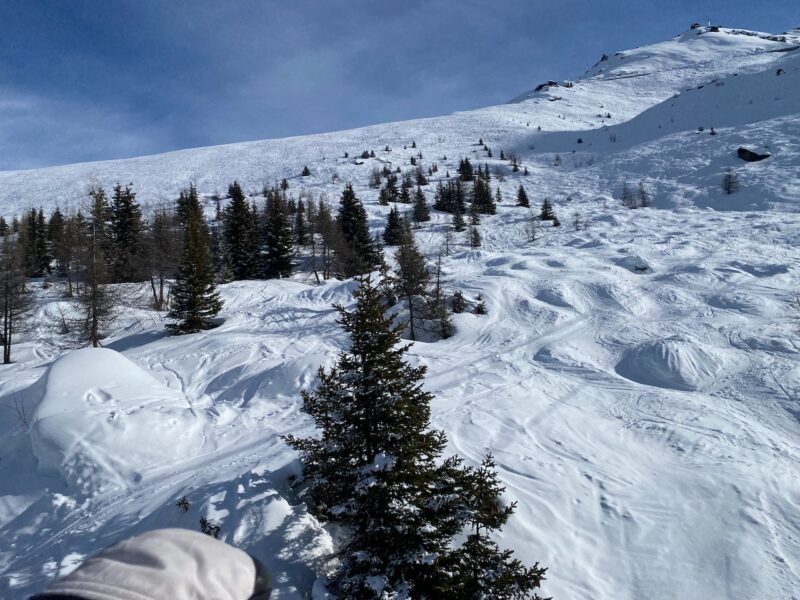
{"left": 737, "top": 147, "right": 771, "bottom": 162}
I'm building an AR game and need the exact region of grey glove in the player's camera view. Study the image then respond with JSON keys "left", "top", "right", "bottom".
{"left": 31, "top": 528, "right": 271, "bottom": 600}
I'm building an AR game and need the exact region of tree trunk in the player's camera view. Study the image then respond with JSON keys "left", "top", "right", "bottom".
{"left": 407, "top": 293, "right": 416, "bottom": 341}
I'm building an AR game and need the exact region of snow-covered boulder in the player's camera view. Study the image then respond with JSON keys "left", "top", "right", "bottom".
{"left": 29, "top": 348, "right": 210, "bottom": 494}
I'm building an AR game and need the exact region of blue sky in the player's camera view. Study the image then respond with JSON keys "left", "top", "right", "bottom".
{"left": 0, "top": 0, "right": 796, "bottom": 170}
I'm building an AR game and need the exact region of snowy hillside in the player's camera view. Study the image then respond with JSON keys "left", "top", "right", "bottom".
{"left": 0, "top": 25, "right": 798, "bottom": 215}
{"left": 1, "top": 24, "right": 800, "bottom": 600}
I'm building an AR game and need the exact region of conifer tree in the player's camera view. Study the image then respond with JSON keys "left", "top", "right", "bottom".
{"left": 722, "top": 168, "right": 739, "bottom": 195}
{"left": 412, "top": 186, "right": 430, "bottom": 225}
{"left": 452, "top": 205, "right": 466, "bottom": 233}
{"left": 35, "top": 208, "right": 49, "bottom": 276}
{"left": 0, "top": 235, "right": 33, "bottom": 363}
{"left": 475, "top": 293, "right": 487, "bottom": 315}
{"left": 224, "top": 181, "right": 257, "bottom": 279}
{"left": 176, "top": 187, "right": 194, "bottom": 228}
{"left": 381, "top": 173, "right": 399, "bottom": 204}
{"left": 302, "top": 165, "right": 311, "bottom": 176}
{"left": 516, "top": 184, "right": 531, "bottom": 208}
{"left": 88, "top": 186, "right": 111, "bottom": 265}
{"left": 468, "top": 213, "right": 482, "bottom": 249}
{"left": 295, "top": 199, "right": 307, "bottom": 246}
{"left": 264, "top": 191, "right": 294, "bottom": 278}
{"left": 540, "top": 198, "right": 555, "bottom": 221}
{"left": 285, "top": 277, "right": 545, "bottom": 598}
{"left": 382, "top": 205, "right": 404, "bottom": 246}
{"left": 399, "top": 181, "right": 412, "bottom": 204}
{"left": 0, "top": 217, "right": 7, "bottom": 236}
{"left": 441, "top": 455, "right": 547, "bottom": 599}
{"left": 433, "top": 182, "right": 449, "bottom": 212}
{"left": 451, "top": 289, "right": 466, "bottom": 313}
{"left": 638, "top": 181, "right": 651, "bottom": 208}
{"left": 471, "top": 177, "right": 495, "bottom": 215}
{"left": 109, "top": 184, "right": 147, "bottom": 282}
{"left": 168, "top": 191, "right": 223, "bottom": 334}
{"left": 283, "top": 277, "right": 465, "bottom": 597}
{"left": 47, "top": 208, "right": 67, "bottom": 277}
{"left": 20, "top": 209, "right": 48, "bottom": 277}
{"left": 458, "top": 158, "right": 475, "bottom": 182}
{"left": 621, "top": 181, "right": 636, "bottom": 208}
{"left": 392, "top": 223, "right": 429, "bottom": 340}
{"left": 427, "top": 253, "right": 454, "bottom": 339}
{"left": 337, "top": 183, "right": 380, "bottom": 277}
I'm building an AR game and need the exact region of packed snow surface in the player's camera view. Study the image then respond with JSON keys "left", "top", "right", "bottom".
{"left": 1, "top": 24, "right": 799, "bottom": 600}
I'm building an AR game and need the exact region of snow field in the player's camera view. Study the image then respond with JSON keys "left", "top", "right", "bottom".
{"left": 0, "top": 24, "right": 799, "bottom": 599}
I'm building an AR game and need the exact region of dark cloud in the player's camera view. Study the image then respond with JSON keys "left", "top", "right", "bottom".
{"left": 0, "top": 0, "right": 796, "bottom": 169}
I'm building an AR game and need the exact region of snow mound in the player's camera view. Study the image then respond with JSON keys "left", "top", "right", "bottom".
{"left": 29, "top": 348, "right": 210, "bottom": 494}
{"left": 615, "top": 338, "right": 731, "bottom": 391}
{"left": 535, "top": 284, "right": 584, "bottom": 312}
{"left": 613, "top": 253, "right": 652, "bottom": 274}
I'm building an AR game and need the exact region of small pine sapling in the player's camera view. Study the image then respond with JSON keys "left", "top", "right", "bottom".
{"left": 475, "top": 294, "right": 487, "bottom": 315}
{"left": 199, "top": 516, "right": 221, "bottom": 539}
{"left": 722, "top": 168, "right": 740, "bottom": 195}
{"left": 451, "top": 290, "right": 466, "bottom": 313}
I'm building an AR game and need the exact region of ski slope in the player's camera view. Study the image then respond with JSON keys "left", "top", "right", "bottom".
{"left": 1, "top": 24, "right": 799, "bottom": 600}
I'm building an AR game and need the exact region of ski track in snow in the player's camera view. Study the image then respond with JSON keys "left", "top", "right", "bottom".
{"left": 0, "top": 25, "right": 799, "bottom": 599}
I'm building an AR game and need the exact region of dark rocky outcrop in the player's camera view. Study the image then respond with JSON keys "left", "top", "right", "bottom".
{"left": 737, "top": 147, "right": 771, "bottom": 162}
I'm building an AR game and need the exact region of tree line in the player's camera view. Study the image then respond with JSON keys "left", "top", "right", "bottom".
{"left": 1, "top": 149, "right": 564, "bottom": 357}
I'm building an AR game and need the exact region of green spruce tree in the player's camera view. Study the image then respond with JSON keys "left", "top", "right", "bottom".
{"left": 540, "top": 197, "right": 555, "bottom": 221}
{"left": 517, "top": 184, "right": 531, "bottom": 208}
{"left": 337, "top": 183, "right": 380, "bottom": 277}
{"left": 412, "top": 186, "right": 430, "bottom": 225}
{"left": 168, "top": 191, "right": 223, "bottom": 334}
{"left": 284, "top": 277, "right": 468, "bottom": 597}
{"left": 264, "top": 190, "right": 294, "bottom": 278}
{"left": 441, "top": 455, "right": 548, "bottom": 599}
{"left": 109, "top": 184, "right": 147, "bottom": 282}
{"left": 382, "top": 205, "right": 404, "bottom": 246}
{"left": 392, "top": 222, "right": 429, "bottom": 340}
{"left": 285, "top": 278, "right": 546, "bottom": 598}
{"left": 224, "top": 181, "right": 258, "bottom": 279}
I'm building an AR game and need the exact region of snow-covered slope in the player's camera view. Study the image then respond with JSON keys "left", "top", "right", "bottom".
{"left": 0, "top": 25, "right": 797, "bottom": 215}
{"left": 1, "top": 24, "right": 800, "bottom": 600}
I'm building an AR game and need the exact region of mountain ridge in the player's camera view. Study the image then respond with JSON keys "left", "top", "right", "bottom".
{"left": 0, "top": 24, "right": 798, "bottom": 215}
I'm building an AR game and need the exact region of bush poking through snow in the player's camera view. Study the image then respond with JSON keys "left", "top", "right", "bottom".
{"left": 475, "top": 293, "right": 487, "bottom": 315}
{"left": 722, "top": 168, "right": 740, "bottom": 194}
{"left": 199, "top": 516, "right": 221, "bottom": 539}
